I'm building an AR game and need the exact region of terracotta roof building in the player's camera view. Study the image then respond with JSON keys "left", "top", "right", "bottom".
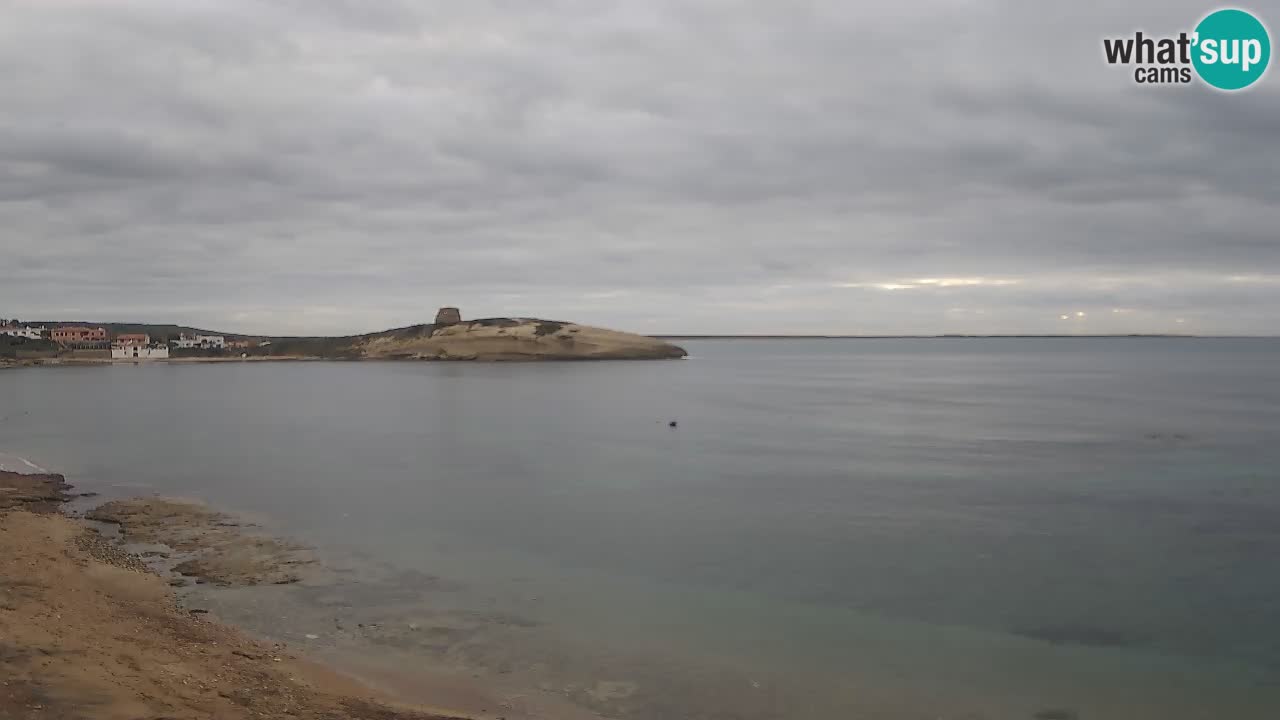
{"left": 113, "top": 334, "right": 150, "bottom": 346}
{"left": 50, "top": 326, "right": 107, "bottom": 346}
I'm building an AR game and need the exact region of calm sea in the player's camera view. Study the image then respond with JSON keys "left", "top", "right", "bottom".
{"left": 3, "top": 338, "right": 1279, "bottom": 719}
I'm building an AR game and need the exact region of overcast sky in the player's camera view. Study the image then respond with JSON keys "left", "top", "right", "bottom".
{"left": 2, "top": 1, "right": 1277, "bottom": 335}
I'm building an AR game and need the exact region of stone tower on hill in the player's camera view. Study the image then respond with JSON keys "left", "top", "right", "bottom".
{"left": 434, "top": 307, "right": 462, "bottom": 325}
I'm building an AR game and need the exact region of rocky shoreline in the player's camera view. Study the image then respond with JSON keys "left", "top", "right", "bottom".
{"left": 0, "top": 469, "right": 474, "bottom": 720}
{"left": 86, "top": 497, "right": 319, "bottom": 587}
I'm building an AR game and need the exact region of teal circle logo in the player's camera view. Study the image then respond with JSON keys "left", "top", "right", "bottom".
{"left": 1192, "top": 9, "right": 1271, "bottom": 90}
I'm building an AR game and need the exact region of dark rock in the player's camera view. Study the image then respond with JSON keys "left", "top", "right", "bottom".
{"left": 1014, "top": 624, "right": 1142, "bottom": 648}
{"left": 1034, "top": 710, "right": 1079, "bottom": 720}
{"left": 0, "top": 471, "right": 73, "bottom": 512}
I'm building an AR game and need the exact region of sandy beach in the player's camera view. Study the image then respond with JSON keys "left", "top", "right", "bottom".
{"left": 0, "top": 470, "right": 468, "bottom": 719}
{"left": 0, "top": 468, "right": 604, "bottom": 720}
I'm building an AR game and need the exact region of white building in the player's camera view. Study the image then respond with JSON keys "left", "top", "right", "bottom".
{"left": 111, "top": 344, "right": 170, "bottom": 360}
{"left": 173, "top": 334, "right": 225, "bottom": 349}
{"left": 0, "top": 325, "right": 47, "bottom": 340}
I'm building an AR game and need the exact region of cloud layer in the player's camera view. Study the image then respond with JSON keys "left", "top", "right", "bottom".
{"left": 2, "top": 0, "right": 1277, "bottom": 334}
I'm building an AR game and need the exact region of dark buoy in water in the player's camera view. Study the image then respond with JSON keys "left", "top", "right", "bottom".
{"left": 668, "top": 420, "right": 678, "bottom": 428}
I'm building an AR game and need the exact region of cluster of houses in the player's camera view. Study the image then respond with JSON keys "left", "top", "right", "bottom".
{"left": 0, "top": 323, "right": 265, "bottom": 361}
{"left": 0, "top": 324, "right": 47, "bottom": 340}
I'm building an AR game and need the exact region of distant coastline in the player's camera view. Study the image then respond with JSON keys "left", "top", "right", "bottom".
{"left": 10, "top": 331, "right": 1274, "bottom": 369}
{"left": 656, "top": 333, "right": 1214, "bottom": 339}
{"left": 3, "top": 308, "right": 687, "bottom": 364}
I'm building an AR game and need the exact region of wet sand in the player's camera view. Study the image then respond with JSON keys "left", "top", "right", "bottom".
{"left": 0, "top": 469, "right": 540, "bottom": 720}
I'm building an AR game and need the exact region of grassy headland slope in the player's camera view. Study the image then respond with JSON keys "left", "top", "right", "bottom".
{"left": 0, "top": 335, "right": 60, "bottom": 361}
{"left": 252, "top": 317, "right": 686, "bottom": 361}
{"left": 358, "top": 318, "right": 687, "bottom": 361}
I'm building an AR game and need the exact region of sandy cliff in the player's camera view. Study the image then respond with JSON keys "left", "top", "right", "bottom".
{"left": 358, "top": 317, "right": 687, "bottom": 361}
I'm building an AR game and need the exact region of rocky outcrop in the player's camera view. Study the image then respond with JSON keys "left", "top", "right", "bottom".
{"left": 433, "top": 307, "right": 462, "bottom": 325}
{"left": 358, "top": 317, "right": 687, "bottom": 361}
{"left": 86, "top": 498, "right": 314, "bottom": 586}
{"left": 0, "top": 499, "right": 454, "bottom": 720}
{"left": 234, "top": 311, "right": 686, "bottom": 362}
{"left": 0, "top": 470, "right": 72, "bottom": 512}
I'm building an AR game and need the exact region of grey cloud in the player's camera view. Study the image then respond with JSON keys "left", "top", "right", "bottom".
{"left": 1, "top": 0, "right": 1277, "bottom": 335}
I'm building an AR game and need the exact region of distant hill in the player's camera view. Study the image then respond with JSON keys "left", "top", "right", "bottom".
{"left": 238, "top": 318, "right": 687, "bottom": 361}
{"left": 356, "top": 318, "right": 687, "bottom": 360}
